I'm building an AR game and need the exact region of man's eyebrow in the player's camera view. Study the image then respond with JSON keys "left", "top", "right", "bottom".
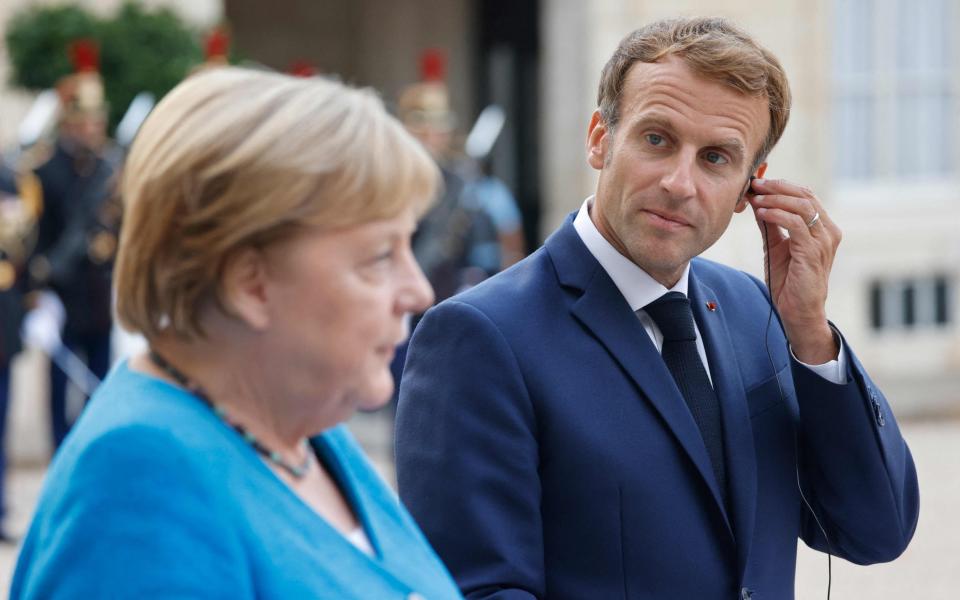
{"left": 633, "top": 115, "right": 676, "bottom": 132}
{"left": 711, "top": 138, "right": 747, "bottom": 163}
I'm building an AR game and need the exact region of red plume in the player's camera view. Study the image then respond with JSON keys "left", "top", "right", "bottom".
{"left": 420, "top": 49, "right": 445, "bottom": 82}
{"left": 68, "top": 39, "right": 99, "bottom": 73}
{"left": 205, "top": 27, "right": 231, "bottom": 61}
{"left": 288, "top": 60, "right": 318, "bottom": 78}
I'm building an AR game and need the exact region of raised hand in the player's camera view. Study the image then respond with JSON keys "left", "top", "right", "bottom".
{"left": 748, "top": 178, "right": 841, "bottom": 364}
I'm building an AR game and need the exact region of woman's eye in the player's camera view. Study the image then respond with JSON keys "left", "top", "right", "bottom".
{"left": 704, "top": 151, "right": 728, "bottom": 165}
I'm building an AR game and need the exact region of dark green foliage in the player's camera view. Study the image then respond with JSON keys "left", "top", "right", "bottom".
{"left": 5, "top": 5, "right": 99, "bottom": 90}
{"left": 5, "top": 2, "right": 203, "bottom": 132}
{"left": 98, "top": 3, "right": 202, "bottom": 131}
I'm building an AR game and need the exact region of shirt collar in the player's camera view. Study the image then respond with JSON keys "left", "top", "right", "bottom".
{"left": 573, "top": 196, "right": 690, "bottom": 311}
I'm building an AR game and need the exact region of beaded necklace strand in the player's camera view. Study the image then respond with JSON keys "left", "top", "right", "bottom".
{"left": 148, "top": 349, "right": 312, "bottom": 479}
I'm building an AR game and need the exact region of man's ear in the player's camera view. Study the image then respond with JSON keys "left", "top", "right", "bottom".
{"left": 219, "top": 247, "right": 271, "bottom": 331}
{"left": 735, "top": 161, "right": 768, "bottom": 214}
{"left": 586, "top": 110, "right": 610, "bottom": 170}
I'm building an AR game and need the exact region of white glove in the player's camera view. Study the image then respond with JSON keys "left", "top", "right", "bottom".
{"left": 21, "top": 290, "right": 66, "bottom": 354}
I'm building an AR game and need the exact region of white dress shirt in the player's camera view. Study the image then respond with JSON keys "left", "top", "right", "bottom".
{"left": 346, "top": 526, "right": 375, "bottom": 556}
{"left": 572, "top": 197, "right": 846, "bottom": 385}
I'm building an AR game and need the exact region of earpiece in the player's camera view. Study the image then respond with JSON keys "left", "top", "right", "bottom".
{"left": 736, "top": 175, "right": 757, "bottom": 209}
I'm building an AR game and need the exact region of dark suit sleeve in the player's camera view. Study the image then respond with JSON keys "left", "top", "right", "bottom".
{"left": 396, "top": 300, "right": 543, "bottom": 599}
{"left": 792, "top": 336, "right": 920, "bottom": 564}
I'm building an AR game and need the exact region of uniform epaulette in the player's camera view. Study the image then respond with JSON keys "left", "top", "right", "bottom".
{"left": 16, "top": 170, "right": 43, "bottom": 220}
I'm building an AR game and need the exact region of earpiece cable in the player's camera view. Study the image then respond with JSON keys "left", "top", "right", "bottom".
{"left": 759, "top": 215, "right": 833, "bottom": 600}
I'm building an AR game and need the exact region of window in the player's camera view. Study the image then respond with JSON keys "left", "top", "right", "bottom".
{"left": 869, "top": 275, "right": 953, "bottom": 330}
{"left": 833, "top": 0, "right": 955, "bottom": 181}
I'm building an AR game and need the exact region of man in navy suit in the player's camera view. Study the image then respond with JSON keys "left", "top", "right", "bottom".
{"left": 396, "top": 17, "right": 919, "bottom": 599}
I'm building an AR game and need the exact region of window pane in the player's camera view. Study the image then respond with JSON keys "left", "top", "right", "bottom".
{"left": 895, "top": 92, "right": 921, "bottom": 176}
{"left": 934, "top": 276, "right": 950, "bottom": 324}
{"left": 893, "top": 0, "right": 954, "bottom": 177}
{"left": 895, "top": 89, "right": 953, "bottom": 177}
{"left": 834, "top": 0, "right": 874, "bottom": 76}
{"left": 835, "top": 94, "right": 875, "bottom": 179}
{"left": 882, "top": 280, "right": 904, "bottom": 328}
{"left": 914, "top": 277, "right": 935, "bottom": 325}
{"left": 897, "top": 0, "right": 951, "bottom": 72}
{"left": 836, "top": 0, "right": 955, "bottom": 181}
{"left": 870, "top": 280, "right": 884, "bottom": 329}
{"left": 881, "top": 91, "right": 954, "bottom": 179}
{"left": 902, "top": 282, "right": 916, "bottom": 327}
{"left": 931, "top": 91, "right": 954, "bottom": 174}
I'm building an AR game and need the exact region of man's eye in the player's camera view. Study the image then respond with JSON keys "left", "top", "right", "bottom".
{"left": 704, "top": 151, "right": 728, "bottom": 165}
{"left": 646, "top": 134, "right": 665, "bottom": 146}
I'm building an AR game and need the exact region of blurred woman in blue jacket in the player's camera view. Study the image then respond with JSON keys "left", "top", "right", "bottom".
{"left": 11, "top": 66, "right": 461, "bottom": 600}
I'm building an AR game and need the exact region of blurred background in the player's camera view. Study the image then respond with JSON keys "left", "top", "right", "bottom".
{"left": 0, "top": 0, "right": 957, "bottom": 597}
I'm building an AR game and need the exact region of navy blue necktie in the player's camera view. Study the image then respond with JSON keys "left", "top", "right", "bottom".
{"left": 644, "top": 292, "right": 727, "bottom": 503}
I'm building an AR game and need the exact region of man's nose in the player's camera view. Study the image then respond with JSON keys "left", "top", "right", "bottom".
{"left": 659, "top": 151, "right": 697, "bottom": 200}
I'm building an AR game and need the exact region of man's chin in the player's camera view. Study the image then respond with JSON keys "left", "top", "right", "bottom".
{"left": 629, "top": 249, "right": 693, "bottom": 283}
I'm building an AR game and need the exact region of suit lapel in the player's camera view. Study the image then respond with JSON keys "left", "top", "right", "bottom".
{"left": 688, "top": 269, "right": 757, "bottom": 574}
{"left": 547, "top": 219, "right": 733, "bottom": 538}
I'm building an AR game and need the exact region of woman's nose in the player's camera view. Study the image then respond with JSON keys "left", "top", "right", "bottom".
{"left": 399, "top": 251, "right": 434, "bottom": 314}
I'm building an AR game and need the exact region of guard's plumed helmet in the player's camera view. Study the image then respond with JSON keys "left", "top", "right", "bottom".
{"left": 397, "top": 49, "right": 455, "bottom": 131}
{"left": 56, "top": 39, "right": 106, "bottom": 120}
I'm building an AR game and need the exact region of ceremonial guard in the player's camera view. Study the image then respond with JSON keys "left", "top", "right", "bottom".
{"left": 389, "top": 52, "right": 501, "bottom": 396}
{"left": 397, "top": 51, "right": 500, "bottom": 303}
{"left": 192, "top": 26, "right": 231, "bottom": 74}
{"left": 0, "top": 161, "right": 42, "bottom": 540}
{"left": 29, "top": 40, "right": 117, "bottom": 448}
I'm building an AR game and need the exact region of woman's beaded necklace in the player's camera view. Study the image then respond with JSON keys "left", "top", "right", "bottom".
{"left": 148, "top": 349, "right": 312, "bottom": 479}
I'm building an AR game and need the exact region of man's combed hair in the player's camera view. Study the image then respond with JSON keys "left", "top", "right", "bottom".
{"left": 597, "top": 16, "right": 791, "bottom": 168}
{"left": 115, "top": 67, "right": 440, "bottom": 340}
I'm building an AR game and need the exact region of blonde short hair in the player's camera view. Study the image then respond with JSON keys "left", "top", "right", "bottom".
{"left": 598, "top": 17, "right": 791, "bottom": 169}
{"left": 115, "top": 67, "right": 439, "bottom": 339}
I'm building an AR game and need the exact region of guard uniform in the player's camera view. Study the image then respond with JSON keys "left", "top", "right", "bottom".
{"left": 396, "top": 52, "right": 501, "bottom": 304}
{"left": 412, "top": 166, "right": 500, "bottom": 303}
{"left": 28, "top": 40, "right": 118, "bottom": 448}
{"left": 30, "top": 141, "right": 116, "bottom": 448}
{"left": 0, "top": 163, "right": 41, "bottom": 538}
{"left": 391, "top": 54, "right": 501, "bottom": 396}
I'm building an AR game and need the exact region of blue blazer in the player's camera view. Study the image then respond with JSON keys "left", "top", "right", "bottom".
{"left": 12, "top": 361, "right": 462, "bottom": 599}
{"left": 396, "top": 216, "right": 919, "bottom": 599}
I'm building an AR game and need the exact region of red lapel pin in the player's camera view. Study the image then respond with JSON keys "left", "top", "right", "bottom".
{"left": 705, "top": 301, "right": 718, "bottom": 312}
